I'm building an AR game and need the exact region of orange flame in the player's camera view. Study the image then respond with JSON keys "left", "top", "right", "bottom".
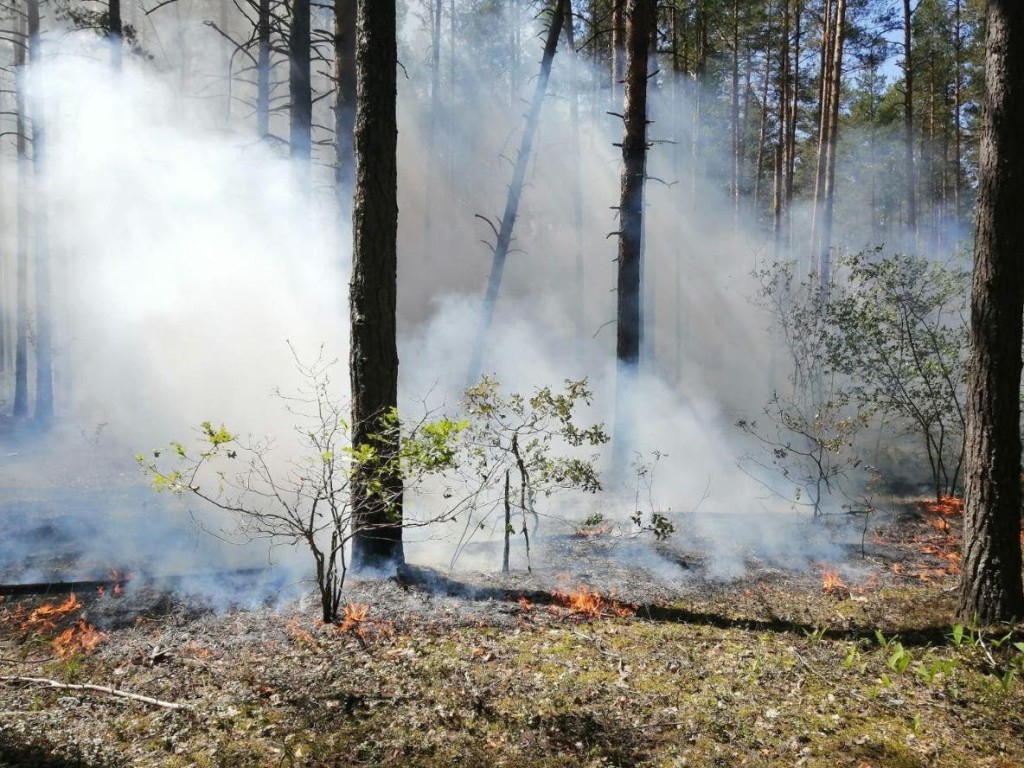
{"left": 819, "top": 568, "right": 848, "bottom": 595}
{"left": 21, "top": 593, "right": 82, "bottom": 631}
{"left": 552, "top": 587, "right": 635, "bottom": 619}
{"left": 340, "top": 603, "right": 370, "bottom": 633}
{"left": 53, "top": 619, "right": 105, "bottom": 659}
{"left": 577, "top": 524, "right": 611, "bottom": 537}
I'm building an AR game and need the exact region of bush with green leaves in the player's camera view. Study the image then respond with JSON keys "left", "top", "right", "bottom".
{"left": 825, "top": 250, "right": 968, "bottom": 499}
{"left": 138, "top": 352, "right": 468, "bottom": 623}
{"left": 449, "top": 376, "right": 609, "bottom": 572}
{"left": 743, "top": 250, "right": 968, "bottom": 512}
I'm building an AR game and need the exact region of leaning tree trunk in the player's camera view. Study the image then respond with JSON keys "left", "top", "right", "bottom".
{"left": 289, "top": 0, "right": 312, "bottom": 168}
{"left": 957, "top": 0, "right": 1024, "bottom": 625}
{"left": 335, "top": 0, "right": 357, "bottom": 205}
{"left": 349, "top": 0, "right": 403, "bottom": 572}
{"left": 612, "top": 0, "right": 652, "bottom": 470}
{"left": 465, "top": 0, "right": 567, "bottom": 385}
{"left": 28, "top": 0, "right": 52, "bottom": 427}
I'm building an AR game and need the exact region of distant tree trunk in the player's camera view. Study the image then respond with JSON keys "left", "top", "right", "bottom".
{"left": 957, "top": 0, "right": 1024, "bottom": 625}
{"left": 108, "top": 0, "right": 122, "bottom": 68}
{"left": 421, "top": 0, "right": 443, "bottom": 254}
{"left": 28, "top": 0, "right": 51, "bottom": 427}
{"left": 13, "top": 22, "right": 29, "bottom": 420}
{"left": 335, "top": 0, "right": 357, "bottom": 204}
{"left": 730, "top": 0, "right": 740, "bottom": 219}
{"left": 564, "top": 2, "right": 586, "bottom": 349}
{"left": 466, "top": 0, "right": 567, "bottom": 385}
{"left": 818, "top": 0, "right": 846, "bottom": 295}
{"left": 953, "top": 0, "right": 963, "bottom": 224}
{"left": 256, "top": 0, "right": 270, "bottom": 137}
{"left": 809, "top": 0, "right": 833, "bottom": 266}
{"left": 773, "top": 0, "right": 790, "bottom": 250}
{"left": 349, "top": 0, "right": 403, "bottom": 571}
{"left": 289, "top": 0, "right": 312, "bottom": 167}
{"left": 612, "top": 0, "right": 625, "bottom": 102}
{"left": 903, "top": 0, "right": 917, "bottom": 242}
{"left": 613, "top": 0, "right": 652, "bottom": 465}
{"left": 785, "top": 0, "right": 800, "bottom": 227}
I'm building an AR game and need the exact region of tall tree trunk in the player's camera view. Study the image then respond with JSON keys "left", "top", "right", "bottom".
{"left": 957, "top": 0, "right": 1024, "bottom": 625}
{"left": 109, "top": 0, "right": 122, "bottom": 68}
{"left": 818, "top": 0, "right": 846, "bottom": 297}
{"left": 903, "top": 0, "right": 917, "bottom": 242}
{"left": 350, "top": 0, "right": 403, "bottom": 571}
{"left": 613, "top": 0, "right": 652, "bottom": 465}
{"left": 289, "top": 0, "right": 312, "bottom": 168}
{"left": 466, "top": 0, "right": 567, "bottom": 385}
{"left": 785, "top": 0, "right": 800, "bottom": 225}
{"left": 256, "top": 0, "right": 270, "bottom": 137}
{"left": 13, "top": 21, "right": 29, "bottom": 420}
{"left": 335, "top": 0, "right": 357, "bottom": 204}
{"left": 28, "top": 0, "right": 51, "bottom": 427}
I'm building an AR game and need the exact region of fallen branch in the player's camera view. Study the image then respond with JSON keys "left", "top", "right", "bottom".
{"left": 1, "top": 676, "right": 189, "bottom": 710}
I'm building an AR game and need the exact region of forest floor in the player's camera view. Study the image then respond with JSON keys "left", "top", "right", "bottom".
{"left": 1, "top": 497, "right": 1023, "bottom": 767}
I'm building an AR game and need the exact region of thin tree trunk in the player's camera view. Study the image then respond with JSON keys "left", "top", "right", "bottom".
{"left": 730, "top": 0, "right": 741, "bottom": 219}
{"left": 256, "top": 0, "right": 270, "bottom": 137}
{"left": 903, "top": 0, "right": 917, "bottom": 243}
{"left": 564, "top": 2, "right": 586, "bottom": 350}
{"left": 953, "top": 0, "right": 963, "bottom": 224}
{"left": 335, "top": 0, "right": 357, "bottom": 205}
{"left": 466, "top": 0, "right": 567, "bottom": 385}
{"left": 612, "top": 0, "right": 625, "bottom": 102}
{"left": 957, "top": 0, "right": 1024, "bottom": 625}
{"left": 289, "top": 0, "right": 312, "bottom": 168}
{"left": 809, "top": 0, "right": 833, "bottom": 268}
{"left": 349, "top": 0, "right": 403, "bottom": 571}
{"left": 28, "top": 0, "right": 51, "bottom": 427}
{"left": 773, "top": 0, "right": 789, "bottom": 250}
{"left": 421, "top": 0, "right": 443, "bottom": 248}
{"left": 818, "top": 0, "right": 846, "bottom": 297}
{"left": 613, "top": 0, "right": 652, "bottom": 465}
{"left": 13, "top": 22, "right": 29, "bottom": 420}
{"left": 109, "top": 0, "right": 122, "bottom": 68}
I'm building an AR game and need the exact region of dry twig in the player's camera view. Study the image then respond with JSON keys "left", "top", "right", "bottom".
{"left": 1, "top": 675, "right": 189, "bottom": 710}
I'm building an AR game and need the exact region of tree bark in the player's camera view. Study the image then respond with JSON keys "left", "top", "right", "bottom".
{"left": 957, "top": 0, "right": 1024, "bottom": 625}
{"left": 289, "top": 0, "right": 312, "bottom": 167}
{"left": 466, "top": 0, "right": 567, "bottom": 385}
{"left": 349, "top": 0, "right": 403, "bottom": 571}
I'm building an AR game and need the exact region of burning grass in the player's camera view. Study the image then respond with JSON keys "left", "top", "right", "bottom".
{"left": 1, "top": 592, "right": 107, "bottom": 661}
{"left": 550, "top": 587, "right": 636, "bottom": 619}
{"left": 0, "top": 501, "right": 1021, "bottom": 767}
